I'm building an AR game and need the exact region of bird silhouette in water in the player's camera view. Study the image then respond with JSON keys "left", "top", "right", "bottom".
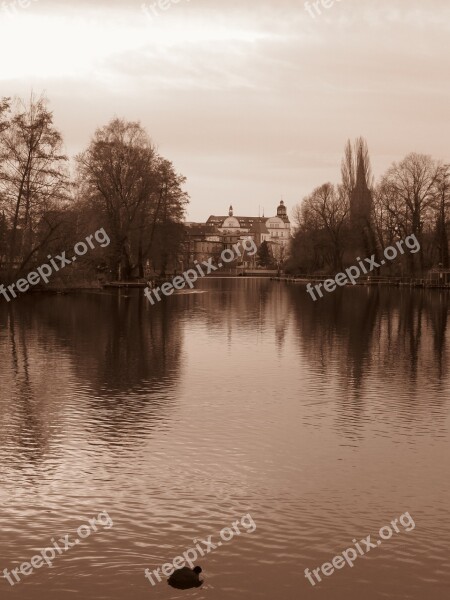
{"left": 168, "top": 566, "right": 203, "bottom": 589}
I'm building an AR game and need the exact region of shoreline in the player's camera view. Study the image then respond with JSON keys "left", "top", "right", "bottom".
{"left": 4, "top": 276, "right": 450, "bottom": 300}
{"left": 272, "top": 276, "right": 450, "bottom": 290}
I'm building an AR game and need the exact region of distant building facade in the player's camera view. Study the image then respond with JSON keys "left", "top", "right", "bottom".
{"left": 184, "top": 202, "right": 291, "bottom": 269}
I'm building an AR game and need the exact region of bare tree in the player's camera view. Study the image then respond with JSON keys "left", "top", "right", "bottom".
{"left": 379, "top": 153, "right": 441, "bottom": 272}
{"left": 77, "top": 118, "right": 158, "bottom": 280}
{"left": 341, "top": 137, "right": 379, "bottom": 261}
{"left": 77, "top": 118, "right": 188, "bottom": 280}
{"left": 0, "top": 94, "right": 68, "bottom": 278}
{"left": 0, "top": 97, "right": 10, "bottom": 133}
{"left": 433, "top": 164, "right": 450, "bottom": 268}
{"left": 341, "top": 137, "right": 374, "bottom": 205}
{"left": 299, "top": 183, "right": 349, "bottom": 271}
{"left": 147, "top": 158, "right": 188, "bottom": 276}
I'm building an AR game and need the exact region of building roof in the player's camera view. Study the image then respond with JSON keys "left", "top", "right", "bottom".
{"left": 187, "top": 208, "right": 290, "bottom": 238}
{"left": 185, "top": 224, "right": 219, "bottom": 237}
{"left": 251, "top": 220, "right": 269, "bottom": 234}
{"left": 206, "top": 215, "right": 276, "bottom": 228}
{"left": 206, "top": 215, "right": 231, "bottom": 226}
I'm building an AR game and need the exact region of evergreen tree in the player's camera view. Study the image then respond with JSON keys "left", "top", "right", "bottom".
{"left": 257, "top": 241, "right": 273, "bottom": 267}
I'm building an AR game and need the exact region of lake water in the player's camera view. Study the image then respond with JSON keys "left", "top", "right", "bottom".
{"left": 0, "top": 279, "right": 449, "bottom": 599}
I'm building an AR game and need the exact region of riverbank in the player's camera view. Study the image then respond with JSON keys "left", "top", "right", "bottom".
{"left": 272, "top": 275, "right": 450, "bottom": 289}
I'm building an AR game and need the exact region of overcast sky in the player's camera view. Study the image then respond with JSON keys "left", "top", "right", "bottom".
{"left": 1, "top": 0, "right": 449, "bottom": 221}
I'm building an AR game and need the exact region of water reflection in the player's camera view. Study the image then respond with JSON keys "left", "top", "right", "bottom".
{"left": 287, "top": 284, "right": 449, "bottom": 437}
{"left": 287, "top": 284, "right": 450, "bottom": 383}
{"left": 0, "top": 291, "right": 184, "bottom": 470}
{"left": 26, "top": 291, "right": 184, "bottom": 395}
{"left": 0, "top": 281, "right": 449, "bottom": 600}
{"left": 176, "top": 278, "right": 292, "bottom": 350}
{"left": 1, "top": 304, "right": 53, "bottom": 477}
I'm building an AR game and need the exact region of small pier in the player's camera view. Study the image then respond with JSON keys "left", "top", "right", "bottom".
{"left": 104, "top": 281, "right": 147, "bottom": 289}
{"left": 271, "top": 276, "right": 450, "bottom": 289}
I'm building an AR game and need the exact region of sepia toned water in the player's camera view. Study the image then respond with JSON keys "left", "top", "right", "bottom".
{"left": 0, "top": 279, "right": 449, "bottom": 599}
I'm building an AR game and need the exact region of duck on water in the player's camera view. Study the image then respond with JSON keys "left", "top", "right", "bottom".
{"left": 167, "top": 566, "right": 203, "bottom": 589}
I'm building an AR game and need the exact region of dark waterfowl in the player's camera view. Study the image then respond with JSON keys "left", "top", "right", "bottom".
{"left": 168, "top": 566, "right": 203, "bottom": 589}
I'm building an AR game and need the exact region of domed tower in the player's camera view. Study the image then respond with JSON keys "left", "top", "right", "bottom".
{"left": 277, "top": 200, "right": 287, "bottom": 220}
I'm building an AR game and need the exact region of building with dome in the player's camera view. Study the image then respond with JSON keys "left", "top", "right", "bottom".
{"left": 184, "top": 201, "right": 291, "bottom": 269}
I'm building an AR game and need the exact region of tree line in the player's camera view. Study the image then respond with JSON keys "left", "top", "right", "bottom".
{"left": 288, "top": 138, "right": 449, "bottom": 276}
{"left": 0, "top": 94, "right": 189, "bottom": 285}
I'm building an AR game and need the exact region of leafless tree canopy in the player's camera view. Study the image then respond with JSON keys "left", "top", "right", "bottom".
{"left": 289, "top": 139, "right": 448, "bottom": 276}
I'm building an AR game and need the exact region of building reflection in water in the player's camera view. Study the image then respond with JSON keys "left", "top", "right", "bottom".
{"left": 0, "top": 281, "right": 449, "bottom": 600}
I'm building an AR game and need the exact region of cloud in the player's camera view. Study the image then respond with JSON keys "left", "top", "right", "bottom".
{"left": 0, "top": 0, "right": 448, "bottom": 220}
